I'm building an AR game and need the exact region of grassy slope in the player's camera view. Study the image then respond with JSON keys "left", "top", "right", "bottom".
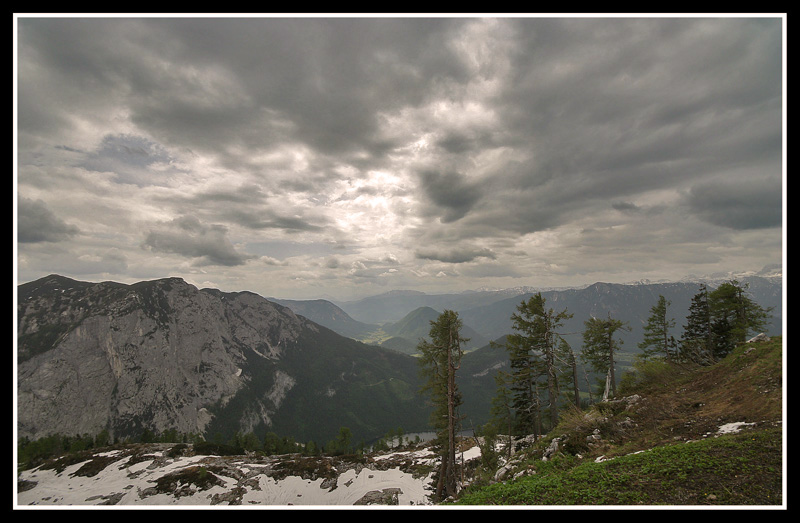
{"left": 454, "top": 336, "right": 784, "bottom": 506}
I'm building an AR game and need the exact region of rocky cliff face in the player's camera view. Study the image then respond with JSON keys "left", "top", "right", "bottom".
{"left": 16, "top": 275, "right": 327, "bottom": 441}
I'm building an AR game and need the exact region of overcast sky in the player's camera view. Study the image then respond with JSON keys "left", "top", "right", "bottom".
{"left": 14, "top": 14, "right": 785, "bottom": 301}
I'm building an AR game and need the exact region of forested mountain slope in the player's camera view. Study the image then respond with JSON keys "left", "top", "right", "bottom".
{"left": 456, "top": 278, "right": 782, "bottom": 348}
{"left": 17, "top": 275, "right": 429, "bottom": 445}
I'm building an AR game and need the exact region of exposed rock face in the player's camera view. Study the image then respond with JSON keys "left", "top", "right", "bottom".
{"left": 16, "top": 275, "right": 317, "bottom": 441}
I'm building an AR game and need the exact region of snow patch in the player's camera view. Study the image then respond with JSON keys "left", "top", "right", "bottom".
{"left": 716, "top": 422, "right": 756, "bottom": 435}
{"left": 16, "top": 446, "right": 443, "bottom": 506}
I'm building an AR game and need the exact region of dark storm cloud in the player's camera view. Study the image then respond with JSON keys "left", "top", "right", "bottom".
{"left": 612, "top": 201, "right": 642, "bottom": 213}
{"left": 161, "top": 183, "right": 330, "bottom": 234}
{"left": 417, "top": 170, "right": 483, "bottom": 223}
{"left": 410, "top": 157, "right": 579, "bottom": 242}
{"left": 224, "top": 208, "right": 327, "bottom": 233}
{"left": 16, "top": 17, "right": 485, "bottom": 215}
{"left": 479, "top": 18, "right": 783, "bottom": 222}
{"left": 434, "top": 128, "right": 500, "bottom": 154}
{"left": 20, "top": 18, "right": 782, "bottom": 218}
{"left": 18, "top": 197, "right": 80, "bottom": 243}
{"left": 684, "top": 176, "right": 783, "bottom": 230}
{"left": 29, "top": 17, "right": 468, "bottom": 170}
{"left": 81, "top": 133, "right": 180, "bottom": 186}
{"left": 142, "top": 215, "right": 252, "bottom": 266}
{"left": 415, "top": 246, "right": 496, "bottom": 264}
{"left": 432, "top": 17, "right": 781, "bottom": 247}
{"left": 15, "top": 15, "right": 784, "bottom": 296}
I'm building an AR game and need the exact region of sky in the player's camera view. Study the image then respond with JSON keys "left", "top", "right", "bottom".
{"left": 14, "top": 14, "right": 786, "bottom": 301}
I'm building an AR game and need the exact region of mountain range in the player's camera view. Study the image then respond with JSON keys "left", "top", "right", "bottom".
{"left": 16, "top": 270, "right": 781, "bottom": 448}
{"left": 17, "top": 275, "right": 432, "bottom": 446}
{"left": 278, "top": 272, "right": 782, "bottom": 355}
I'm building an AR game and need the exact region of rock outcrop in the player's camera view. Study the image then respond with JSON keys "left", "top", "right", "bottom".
{"left": 17, "top": 276, "right": 312, "bottom": 441}
{"left": 17, "top": 275, "right": 425, "bottom": 443}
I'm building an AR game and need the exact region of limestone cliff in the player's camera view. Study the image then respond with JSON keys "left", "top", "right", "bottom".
{"left": 17, "top": 275, "right": 424, "bottom": 443}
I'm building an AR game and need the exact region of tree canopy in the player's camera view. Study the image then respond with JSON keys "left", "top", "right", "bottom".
{"left": 581, "top": 313, "right": 631, "bottom": 400}
{"left": 501, "top": 293, "right": 574, "bottom": 434}
{"left": 680, "top": 280, "right": 772, "bottom": 364}
{"left": 638, "top": 295, "right": 677, "bottom": 361}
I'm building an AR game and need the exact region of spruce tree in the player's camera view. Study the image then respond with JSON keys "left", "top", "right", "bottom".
{"left": 555, "top": 337, "right": 582, "bottom": 410}
{"left": 680, "top": 281, "right": 771, "bottom": 364}
{"left": 581, "top": 313, "right": 630, "bottom": 400}
{"left": 708, "top": 280, "right": 772, "bottom": 359}
{"left": 680, "top": 284, "right": 714, "bottom": 365}
{"left": 638, "top": 295, "right": 677, "bottom": 361}
{"left": 489, "top": 372, "right": 515, "bottom": 459}
{"left": 417, "top": 309, "right": 467, "bottom": 501}
{"left": 503, "top": 330, "right": 543, "bottom": 437}
{"left": 335, "top": 427, "right": 353, "bottom": 455}
{"left": 504, "top": 293, "right": 573, "bottom": 432}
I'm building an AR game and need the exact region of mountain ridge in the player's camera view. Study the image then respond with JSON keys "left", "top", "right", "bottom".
{"left": 16, "top": 275, "right": 430, "bottom": 445}
{"left": 268, "top": 297, "right": 377, "bottom": 340}
{"left": 16, "top": 271, "right": 782, "bottom": 449}
{"left": 276, "top": 274, "right": 781, "bottom": 357}
{"left": 328, "top": 264, "right": 781, "bottom": 321}
{"left": 379, "top": 306, "right": 489, "bottom": 353}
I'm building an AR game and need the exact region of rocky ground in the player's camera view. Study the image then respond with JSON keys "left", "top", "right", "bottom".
{"left": 16, "top": 441, "right": 484, "bottom": 507}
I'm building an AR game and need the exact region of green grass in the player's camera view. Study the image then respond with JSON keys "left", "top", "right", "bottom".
{"left": 453, "top": 336, "right": 784, "bottom": 506}
{"left": 453, "top": 426, "right": 782, "bottom": 506}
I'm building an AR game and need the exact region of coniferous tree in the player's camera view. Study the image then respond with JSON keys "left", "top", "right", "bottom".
{"left": 489, "top": 372, "right": 515, "bottom": 458}
{"left": 263, "top": 432, "right": 280, "bottom": 455}
{"left": 638, "top": 295, "right": 677, "bottom": 361}
{"left": 417, "top": 309, "right": 467, "bottom": 501}
{"left": 335, "top": 426, "right": 353, "bottom": 455}
{"left": 241, "top": 432, "right": 261, "bottom": 452}
{"left": 304, "top": 440, "right": 318, "bottom": 456}
{"left": 680, "top": 281, "right": 771, "bottom": 364}
{"left": 555, "top": 338, "right": 582, "bottom": 410}
{"left": 680, "top": 284, "right": 714, "bottom": 365}
{"left": 708, "top": 280, "right": 772, "bottom": 359}
{"left": 140, "top": 428, "right": 155, "bottom": 444}
{"left": 94, "top": 429, "right": 110, "bottom": 448}
{"left": 581, "top": 313, "right": 630, "bottom": 400}
{"left": 503, "top": 331, "right": 543, "bottom": 437}
{"left": 504, "top": 293, "right": 573, "bottom": 432}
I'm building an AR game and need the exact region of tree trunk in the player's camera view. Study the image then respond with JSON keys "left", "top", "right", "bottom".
{"left": 572, "top": 357, "right": 581, "bottom": 409}
{"left": 545, "top": 329, "right": 559, "bottom": 428}
{"left": 435, "top": 453, "right": 448, "bottom": 501}
{"left": 602, "top": 369, "right": 612, "bottom": 402}
{"left": 607, "top": 328, "right": 617, "bottom": 398}
{"left": 444, "top": 325, "right": 458, "bottom": 499}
